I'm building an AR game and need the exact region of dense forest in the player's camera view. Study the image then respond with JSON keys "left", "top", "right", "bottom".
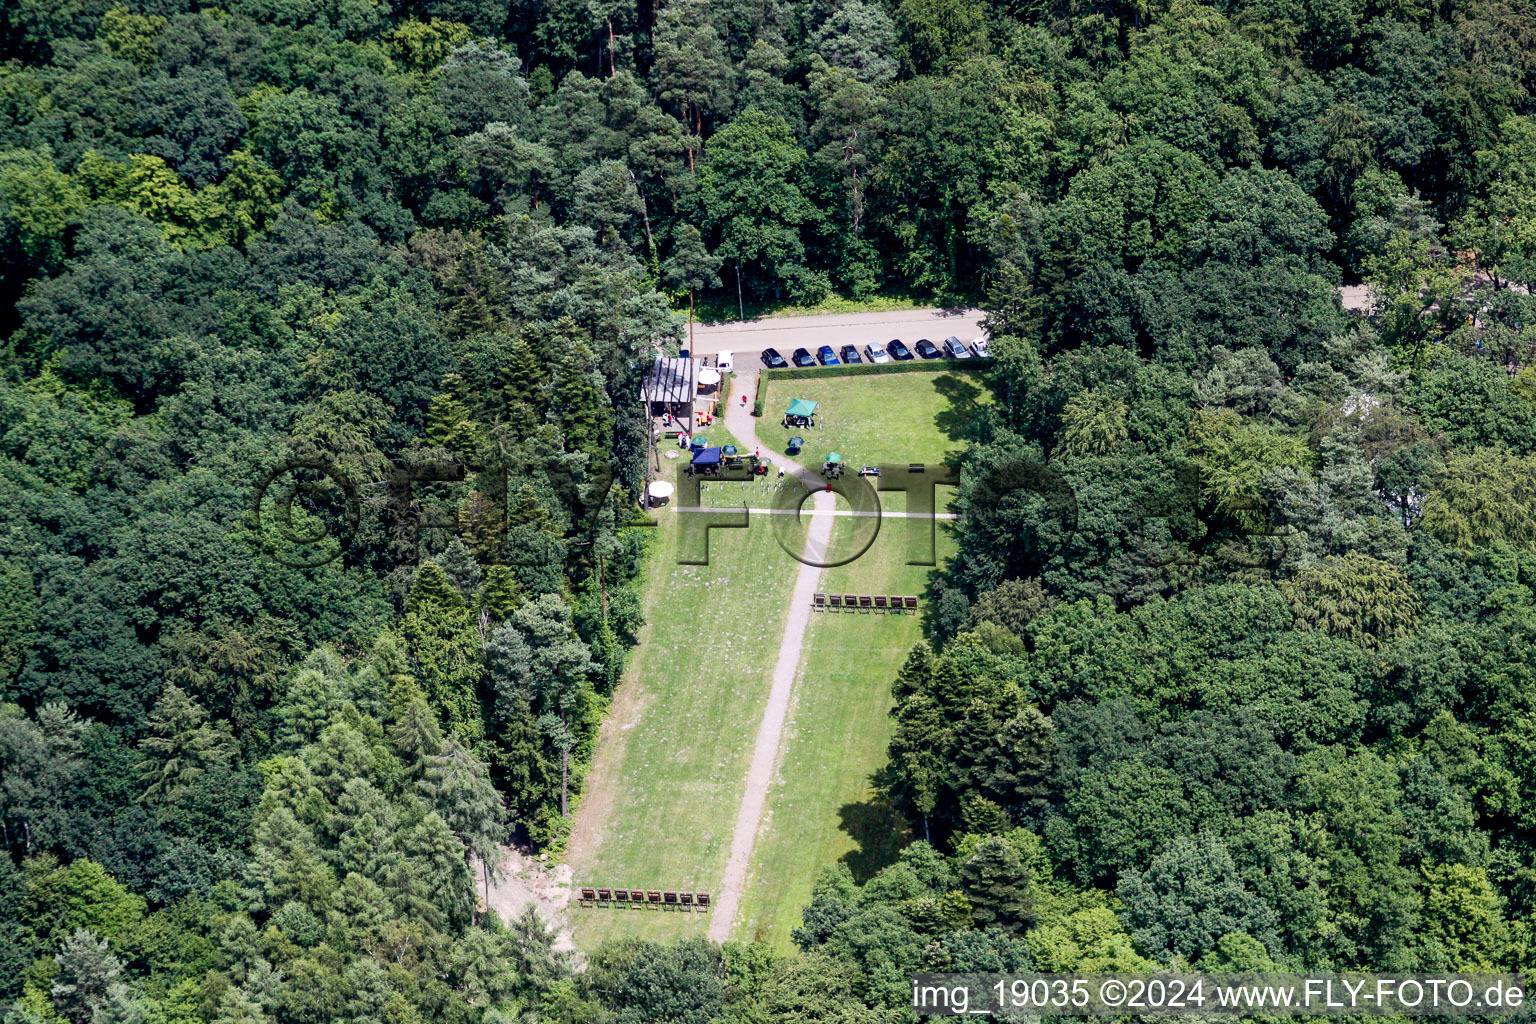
{"left": 1, "top": 0, "right": 1535, "bottom": 1019}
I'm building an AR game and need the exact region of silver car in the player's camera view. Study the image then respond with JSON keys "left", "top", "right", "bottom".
{"left": 864, "top": 342, "right": 892, "bottom": 363}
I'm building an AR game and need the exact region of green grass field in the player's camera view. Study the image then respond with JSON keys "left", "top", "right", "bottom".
{"left": 757, "top": 369, "right": 990, "bottom": 468}
{"left": 568, "top": 474, "right": 797, "bottom": 946}
{"left": 733, "top": 495, "right": 957, "bottom": 950}
{"left": 569, "top": 368, "right": 985, "bottom": 949}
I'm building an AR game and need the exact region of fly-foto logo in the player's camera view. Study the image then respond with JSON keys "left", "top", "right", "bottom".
{"left": 249, "top": 451, "right": 1293, "bottom": 572}
{"left": 249, "top": 454, "right": 630, "bottom": 568}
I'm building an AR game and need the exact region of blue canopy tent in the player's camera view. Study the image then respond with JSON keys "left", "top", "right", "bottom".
{"left": 691, "top": 446, "right": 723, "bottom": 467}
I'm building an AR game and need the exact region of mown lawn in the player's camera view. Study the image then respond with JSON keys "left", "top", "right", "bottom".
{"left": 732, "top": 494, "right": 957, "bottom": 951}
{"left": 757, "top": 369, "right": 990, "bottom": 469}
{"left": 567, "top": 474, "right": 800, "bottom": 947}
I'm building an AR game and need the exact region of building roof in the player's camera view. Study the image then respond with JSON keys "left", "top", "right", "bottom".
{"left": 643, "top": 357, "right": 696, "bottom": 405}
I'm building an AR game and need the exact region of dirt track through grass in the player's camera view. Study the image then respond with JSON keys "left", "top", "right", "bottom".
{"left": 708, "top": 375, "right": 831, "bottom": 940}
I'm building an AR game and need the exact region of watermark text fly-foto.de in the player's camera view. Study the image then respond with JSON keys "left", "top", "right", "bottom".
{"left": 911, "top": 973, "right": 1528, "bottom": 1016}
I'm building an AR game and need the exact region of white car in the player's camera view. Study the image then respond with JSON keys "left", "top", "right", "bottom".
{"left": 864, "top": 342, "right": 892, "bottom": 363}
{"left": 716, "top": 350, "right": 734, "bottom": 372}
{"left": 970, "top": 337, "right": 990, "bottom": 357}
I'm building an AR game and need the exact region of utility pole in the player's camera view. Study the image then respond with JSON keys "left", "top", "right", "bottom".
{"left": 736, "top": 264, "right": 744, "bottom": 320}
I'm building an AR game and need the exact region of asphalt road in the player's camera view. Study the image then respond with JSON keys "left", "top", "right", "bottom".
{"left": 682, "top": 307, "right": 986, "bottom": 366}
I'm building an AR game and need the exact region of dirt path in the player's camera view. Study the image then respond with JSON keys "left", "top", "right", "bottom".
{"left": 563, "top": 651, "right": 652, "bottom": 875}
{"left": 481, "top": 845, "right": 576, "bottom": 952}
{"left": 709, "top": 373, "right": 831, "bottom": 941}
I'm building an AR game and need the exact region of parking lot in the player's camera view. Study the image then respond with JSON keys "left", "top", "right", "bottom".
{"left": 686, "top": 308, "right": 987, "bottom": 369}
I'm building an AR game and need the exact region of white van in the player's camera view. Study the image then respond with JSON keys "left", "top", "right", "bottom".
{"left": 716, "top": 351, "right": 734, "bottom": 372}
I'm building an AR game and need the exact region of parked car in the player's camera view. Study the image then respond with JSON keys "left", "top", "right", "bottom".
{"left": 943, "top": 336, "right": 971, "bottom": 359}
{"left": 716, "top": 350, "right": 735, "bottom": 372}
{"left": 816, "top": 345, "right": 840, "bottom": 365}
{"left": 915, "top": 339, "right": 941, "bottom": 359}
{"left": 971, "top": 337, "right": 990, "bottom": 358}
{"left": 791, "top": 347, "right": 816, "bottom": 367}
{"left": 840, "top": 345, "right": 863, "bottom": 364}
{"left": 865, "top": 342, "right": 892, "bottom": 363}
{"left": 761, "top": 347, "right": 787, "bottom": 369}
{"left": 888, "top": 340, "right": 914, "bottom": 360}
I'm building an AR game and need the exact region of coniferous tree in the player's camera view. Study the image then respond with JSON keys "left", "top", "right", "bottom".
{"left": 138, "top": 683, "right": 235, "bottom": 807}
{"left": 958, "top": 838, "right": 1035, "bottom": 934}
{"left": 51, "top": 929, "right": 126, "bottom": 1024}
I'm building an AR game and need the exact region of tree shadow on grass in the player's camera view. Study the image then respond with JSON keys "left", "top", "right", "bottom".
{"left": 836, "top": 796, "right": 914, "bottom": 883}
{"left": 932, "top": 372, "right": 985, "bottom": 441}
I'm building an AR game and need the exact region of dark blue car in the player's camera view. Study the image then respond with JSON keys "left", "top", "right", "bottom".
{"left": 817, "top": 345, "right": 840, "bottom": 365}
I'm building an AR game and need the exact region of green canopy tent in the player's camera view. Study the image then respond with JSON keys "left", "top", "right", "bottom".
{"left": 786, "top": 398, "right": 818, "bottom": 418}
{"left": 825, "top": 452, "right": 843, "bottom": 464}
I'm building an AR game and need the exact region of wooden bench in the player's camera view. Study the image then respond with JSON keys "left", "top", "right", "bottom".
{"left": 613, "top": 888, "right": 629, "bottom": 906}
{"left": 828, "top": 594, "right": 842, "bottom": 608}
{"left": 596, "top": 887, "right": 612, "bottom": 904}
{"left": 844, "top": 595, "right": 859, "bottom": 610}
{"left": 664, "top": 891, "right": 679, "bottom": 908}
{"left": 888, "top": 594, "right": 905, "bottom": 612}
{"left": 813, "top": 592, "right": 826, "bottom": 609}
{"left": 696, "top": 892, "right": 711, "bottom": 910}
{"left": 903, "top": 596, "right": 919, "bottom": 609}
{"left": 580, "top": 887, "right": 597, "bottom": 906}
{"left": 679, "top": 892, "right": 695, "bottom": 909}
{"left": 647, "top": 890, "right": 663, "bottom": 907}
{"left": 872, "top": 595, "right": 887, "bottom": 610}
{"left": 858, "top": 595, "right": 873, "bottom": 611}
{"left": 630, "top": 889, "right": 645, "bottom": 904}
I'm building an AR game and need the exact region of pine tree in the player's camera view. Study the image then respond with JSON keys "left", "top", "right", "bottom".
{"left": 547, "top": 343, "right": 613, "bottom": 461}
{"left": 510, "top": 595, "right": 599, "bottom": 817}
{"left": 243, "top": 805, "right": 337, "bottom": 914}
{"left": 491, "top": 695, "right": 559, "bottom": 843}
{"left": 388, "top": 682, "right": 445, "bottom": 776}
{"left": 370, "top": 634, "right": 415, "bottom": 691}
{"left": 508, "top": 483, "right": 555, "bottom": 535}
{"left": 444, "top": 248, "right": 505, "bottom": 340}
{"left": 274, "top": 669, "right": 339, "bottom": 751}
{"left": 662, "top": 223, "right": 722, "bottom": 343}
{"left": 1058, "top": 388, "right": 1129, "bottom": 457}
{"left": 401, "top": 811, "right": 476, "bottom": 931}
{"left": 434, "top": 537, "right": 483, "bottom": 599}
{"left": 480, "top": 565, "right": 523, "bottom": 622}
{"left": 407, "top": 562, "right": 466, "bottom": 614}
{"left": 959, "top": 838, "right": 1035, "bottom": 934}
{"left": 420, "top": 738, "right": 505, "bottom": 877}
{"left": 424, "top": 375, "right": 483, "bottom": 459}
{"left": 212, "top": 985, "right": 272, "bottom": 1024}
{"left": 500, "top": 336, "right": 544, "bottom": 420}
{"left": 139, "top": 683, "right": 235, "bottom": 807}
{"left": 52, "top": 929, "right": 124, "bottom": 1024}
{"left": 459, "top": 489, "right": 506, "bottom": 564}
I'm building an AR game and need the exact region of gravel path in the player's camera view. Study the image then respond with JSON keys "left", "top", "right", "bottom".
{"left": 708, "top": 372, "right": 831, "bottom": 941}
